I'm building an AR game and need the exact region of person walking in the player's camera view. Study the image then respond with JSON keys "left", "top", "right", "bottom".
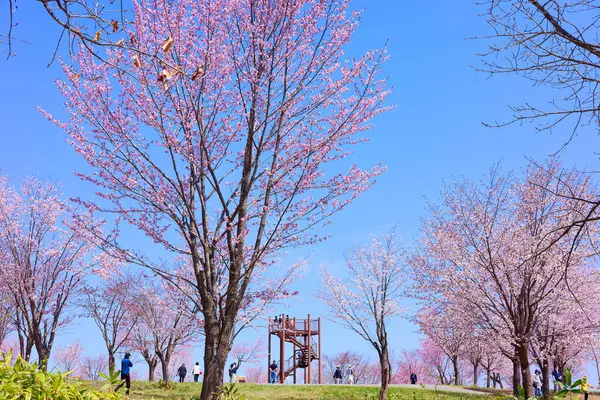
{"left": 582, "top": 375, "right": 595, "bottom": 400}
{"left": 410, "top": 372, "right": 418, "bottom": 385}
{"left": 177, "top": 363, "right": 187, "bottom": 383}
{"left": 347, "top": 365, "right": 355, "bottom": 384}
{"left": 269, "top": 360, "right": 279, "bottom": 384}
{"left": 533, "top": 370, "right": 543, "bottom": 398}
{"left": 334, "top": 366, "right": 343, "bottom": 384}
{"left": 115, "top": 353, "right": 133, "bottom": 395}
{"left": 552, "top": 366, "right": 563, "bottom": 392}
{"left": 193, "top": 362, "right": 202, "bottom": 383}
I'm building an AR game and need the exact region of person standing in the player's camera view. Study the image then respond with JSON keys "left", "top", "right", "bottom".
{"left": 334, "top": 366, "right": 343, "bottom": 384}
{"left": 177, "top": 363, "right": 187, "bottom": 383}
{"left": 269, "top": 360, "right": 279, "bottom": 384}
{"left": 552, "top": 366, "right": 563, "bottom": 393}
{"left": 410, "top": 372, "right": 417, "bottom": 385}
{"left": 347, "top": 365, "right": 355, "bottom": 384}
{"left": 230, "top": 362, "right": 239, "bottom": 383}
{"left": 115, "top": 353, "right": 133, "bottom": 395}
{"left": 533, "top": 370, "right": 543, "bottom": 398}
{"left": 581, "top": 375, "right": 595, "bottom": 400}
{"left": 193, "top": 362, "right": 202, "bottom": 383}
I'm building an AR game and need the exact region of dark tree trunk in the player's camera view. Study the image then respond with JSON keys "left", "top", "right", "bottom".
{"left": 541, "top": 359, "right": 550, "bottom": 400}
{"left": 149, "top": 363, "right": 157, "bottom": 382}
{"left": 472, "top": 361, "right": 479, "bottom": 387}
{"left": 486, "top": 367, "right": 491, "bottom": 388}
{"left": 517, "top": 343, "right": 532, "bottom": 399}
{"left": 452, "top": 355, "right": 460, "bottom": 385}
{"left": 200, "top": 332, "right": 229, "bottom": 400}
{"left": 512, "top": 358, "right": 521, "bottom": 397}
{"left": 158, "top": 354, "right": 172, "bottom": 383}
{"left": 378, "top": 348, "right": 391, "bottom": 400}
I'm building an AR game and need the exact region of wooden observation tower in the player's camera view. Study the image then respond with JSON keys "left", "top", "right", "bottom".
{"left": 268, "top": 314, "right": 322, "bottom": 384}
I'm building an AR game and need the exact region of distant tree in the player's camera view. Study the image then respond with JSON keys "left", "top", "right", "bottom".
{"left": 80, "top": 354, "right": 107, "bottom": 380}
{"left": 320, "top": 226, "right": 407, "bottom": 400}
{"left": 136, "top": 278, "right": 200, "bottom": 383}
{"left": 229, "top": 339, "right": 264, "bottom": 372}
{"left": 81, "top": 272, "right": 141, "bottom": 374}
{"left": 323, "top": 350, "right": 372, "bottom": 385}
{"left": 54, "top": 341, "right": 84, "bottom": 373}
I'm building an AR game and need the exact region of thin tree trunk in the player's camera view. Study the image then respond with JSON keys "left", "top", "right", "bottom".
{"left": 473, "top": 361, "right": 479, "bottom": 387}
{"left": 108, "top": 351, "right": 116, "bottom": 375}
{"left": 486, "top": 367, "right": 491, "bottom": 388}
{"left": 379, "top": 348, "right": 390, "bottom": 400}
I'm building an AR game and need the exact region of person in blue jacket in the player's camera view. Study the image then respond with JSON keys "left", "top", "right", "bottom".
{"left": 116, "top": 353, "right": 134, "bottom": 394}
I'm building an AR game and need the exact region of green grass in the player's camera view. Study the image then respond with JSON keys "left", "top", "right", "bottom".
{"left": 86, "top": 381, "right": 506, "bottom": 400}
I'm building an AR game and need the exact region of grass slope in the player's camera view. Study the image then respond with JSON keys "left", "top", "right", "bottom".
{"left": 91, "top": 382, "right": 504, "bottom": 400}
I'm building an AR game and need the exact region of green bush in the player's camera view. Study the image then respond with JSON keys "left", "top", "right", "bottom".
{"left": 213, "top": 384, "right": 247, "bottom": 400}
{"left": 0, "top": 350, "right": 121, "bottom": 400}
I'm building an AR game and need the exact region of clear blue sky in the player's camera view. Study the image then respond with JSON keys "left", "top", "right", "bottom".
{"left": 0, "top": 0, "right": 596, "bottom": 381}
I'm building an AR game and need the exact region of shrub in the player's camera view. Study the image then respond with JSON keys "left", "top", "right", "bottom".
{"left": 0, "top": 350, "right": 121, "bottom": 400}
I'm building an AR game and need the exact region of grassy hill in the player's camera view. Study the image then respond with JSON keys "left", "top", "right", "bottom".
{"left": 92, "top": 382, "right": 505, "bottom": 400}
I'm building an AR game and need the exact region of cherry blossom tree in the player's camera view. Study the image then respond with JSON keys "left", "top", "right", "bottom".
{"left": 128, "top": 328, "right": 159, "bottom": 382}
{"left": 43, "top": 0, "right": 390, "bottom": 397}
{"left": 80, "top": 354, "right": 107, "bottom": 380}
{"left": 393, "top": 348, "right": 434, "bottom": 385}
{"left": 320, "top": 226, "right": 407, "bottom": 400}
{"left": 412, "top": 160, "right": 599, "bottom": 399}
{"left": 0, "top": 176, "right": 94, "bottom": 369}
{"left": 81, "top": 272, "right": 141, "bottom": 374}
{"left": 323, "top": 350, "right": 373, "bottom": 384}
{"left": 54, "top": 340, "right": 84, "bottom": 373}
{"left": 229, "top": 338, "right": 264, "bottom": 372}
{"left": 245, "top": 365, "right": 267, "bottom": 384}
{"left": 420, "top": 339, "right": 452, "bottom": 385}
{"left": 415, "top": 307, "right": 468, "bottom": 386}
{"left": 136, "top": 278, "right": 201, "bottom": 383}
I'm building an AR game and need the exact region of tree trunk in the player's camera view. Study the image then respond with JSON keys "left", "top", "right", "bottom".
{"left": 378, "top": 348, "right": 391, "bottom": 400}
{"left": 452, "top": 355, "right": 460, "bottom": 385}
{"left": 159, "top": 354, "right": 171, "bottom": 383}
{"left": 200, "top": 337, "right": 229, "bottom": 400}
{"left": 541, "top": 359, "right": 550, "bottom": 400}
{"left": 517, "top": 343, "right": 532, "bottom": 399}
{"left": 512, "top": 358, "right": 521, "bottom": 397}
{"left": 108, "top": 351, "right": 116, "bottom": 375}
{"left": 473, "top": 361, "right": 479, "bottom": 387}
{"left": 148, "top": 360, "right": 158, "bottom": 382}
{"left": 486, "top": 368, "right": 491, "bottom": 388}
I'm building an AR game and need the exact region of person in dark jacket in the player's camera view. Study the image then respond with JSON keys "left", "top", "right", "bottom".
{"left": 334, "top": 366, "right": 343, "bottom": 384}
{"left": 552, "top": 366, "right": 563, "bottom": 392}
{"left": 177, "top": 363, "right": 187, "bottom": 383}
{"left": 115, "top": 353, "right": 133, "bottom": 394}
{"left": 269, "top": 360, "right": 279, "bottom": 384}
{"left": 410, "top": 372, "right": 418, "bottom": 384}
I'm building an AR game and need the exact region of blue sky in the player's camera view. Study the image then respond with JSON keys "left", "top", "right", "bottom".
{"left": 0, "top": 0, "right": 597, "bottom": 382}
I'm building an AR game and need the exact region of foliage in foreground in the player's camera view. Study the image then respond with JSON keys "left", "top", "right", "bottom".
{"left": 0, "top": 351, "right": 120, "bottom": 400}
